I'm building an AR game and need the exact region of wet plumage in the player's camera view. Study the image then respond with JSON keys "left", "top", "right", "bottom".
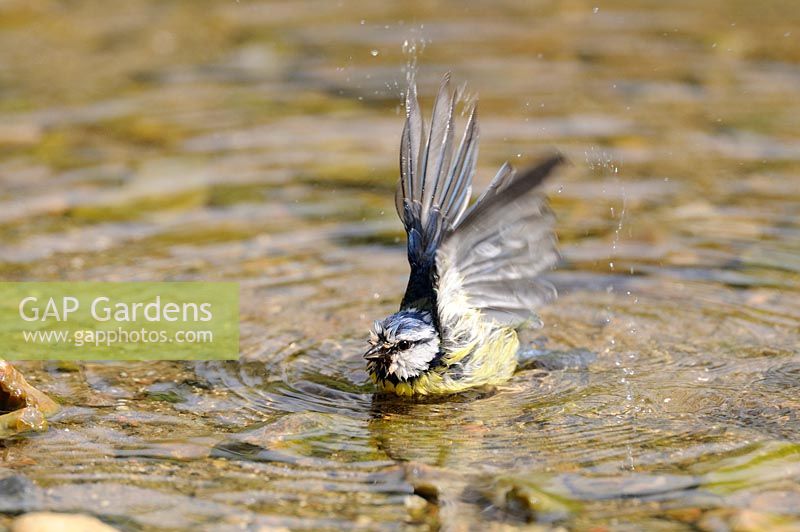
{"left": 365, "top": 73, "right": 564, "bottom": 396}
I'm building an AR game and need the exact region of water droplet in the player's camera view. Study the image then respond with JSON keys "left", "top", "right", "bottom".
{"left": 370, "top": 49, "right": 379, "bottom": 57}
{"left": 592, "top": 6, "right": 599, "bottom": 13}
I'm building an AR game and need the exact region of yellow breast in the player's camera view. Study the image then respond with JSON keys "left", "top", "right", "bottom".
{"left": 372, "top": 327, "right": 519, "bottom": 396}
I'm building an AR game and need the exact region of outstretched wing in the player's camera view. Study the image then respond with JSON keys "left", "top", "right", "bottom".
{"left": 436, "top": 156, "right": 564, "bottom": 328}
{"left": 396, "top": 73, "right": 478, "bottom": 314}
{"left": 394, "top": 74, "right": 563, "bottom": 329}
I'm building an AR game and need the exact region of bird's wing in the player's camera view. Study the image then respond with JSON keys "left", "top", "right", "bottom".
{"left": 396, "top": 73, "right": 478, "bottom": 313}
{"left": 436, "top": 155, "right": 564, "bottom": 329}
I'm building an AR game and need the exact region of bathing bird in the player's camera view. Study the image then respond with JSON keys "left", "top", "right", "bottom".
{"left": 364, "top": 73, "right": 564, "bottom": 396}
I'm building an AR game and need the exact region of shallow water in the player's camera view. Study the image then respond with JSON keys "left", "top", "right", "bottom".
{"left": 1, "top": 0, "right": 799, "bottom": 530}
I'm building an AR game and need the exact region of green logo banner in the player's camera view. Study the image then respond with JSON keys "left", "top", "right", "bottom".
{"left": 0, "top": 282, "right": 239, "bottom": 360}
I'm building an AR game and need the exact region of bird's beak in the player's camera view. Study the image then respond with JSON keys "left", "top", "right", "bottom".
{"left": 363, "top": 344, "right": 382, "bottom": 360}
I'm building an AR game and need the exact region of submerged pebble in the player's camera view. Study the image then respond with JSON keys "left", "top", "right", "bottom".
{"left": 11, "top": 512, "right": 118, "bottom": 532}
{"left": 0, "top": 361, "right": 59, "bottom": 438}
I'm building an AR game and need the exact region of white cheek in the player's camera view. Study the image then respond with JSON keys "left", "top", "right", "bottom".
{"left": 390, "top": 340, "right": 439, "bottom": 380}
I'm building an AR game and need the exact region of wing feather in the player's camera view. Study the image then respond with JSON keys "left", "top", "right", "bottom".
{"left": 396, "top": 81, "right": 425, "bottom": 219}
{"left": 392, "top": 73, "right": 564, "bottom": 328}
{"left": 420, "top": 73, "right": 456, "bottom": 226}
{"left": 441, "top": 106, "right": 478, "bottom": 225}
{"left": 394, "top": 74, "right": 482, "bottom": 314}
{"left": 436, "top": 155, "right": 565, "bottom": 327}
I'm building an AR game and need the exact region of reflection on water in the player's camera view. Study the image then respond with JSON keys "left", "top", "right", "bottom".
{"left": 1, "top": 0, "right": 799, "bottom": 529}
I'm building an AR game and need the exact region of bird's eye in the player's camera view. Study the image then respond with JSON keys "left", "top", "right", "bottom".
{"left": 397, "top": 340, "right": 411, "bottom": 350}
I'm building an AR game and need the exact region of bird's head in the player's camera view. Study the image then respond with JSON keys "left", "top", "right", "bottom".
{"left": 365, "top": 309, "right": 440, "bottom": 381}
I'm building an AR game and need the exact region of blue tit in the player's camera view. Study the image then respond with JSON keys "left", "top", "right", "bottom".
{"left": 364, "top": 73, "right": 564, "bottom": 396}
